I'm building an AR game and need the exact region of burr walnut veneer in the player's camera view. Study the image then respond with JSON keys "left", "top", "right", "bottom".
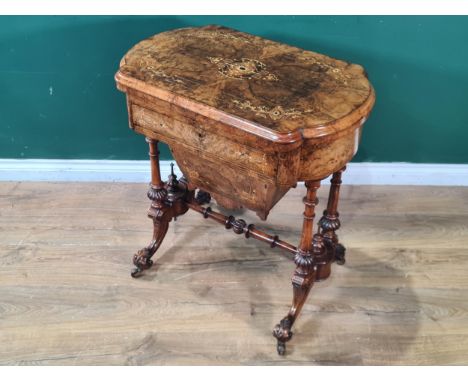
{"left": 115, "top": 25, "right": 375, "bottom": 355}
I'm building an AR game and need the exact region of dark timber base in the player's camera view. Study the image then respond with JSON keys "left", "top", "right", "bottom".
{"left": 131, "top": 139, "right": 347, "bottom": 355}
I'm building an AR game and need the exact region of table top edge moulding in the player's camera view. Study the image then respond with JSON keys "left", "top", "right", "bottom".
{"left": 114, "top": 24, "right": 376, "bottom": 356}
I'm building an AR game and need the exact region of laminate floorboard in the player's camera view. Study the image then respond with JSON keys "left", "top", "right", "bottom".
{"left": 0, "top": 182, "right": 467, "bottom": 365}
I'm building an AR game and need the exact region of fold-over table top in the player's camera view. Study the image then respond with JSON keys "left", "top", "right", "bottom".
{"left": 116, "top": 25, "right": 374, "bottom": 141}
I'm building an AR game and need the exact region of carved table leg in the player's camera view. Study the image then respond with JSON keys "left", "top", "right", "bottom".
{"left": 131, "top": 139, "right": 189, "bottom": 277}
{"left": 273, "top": 180, "right": 326, "bottom": 355}
{"left": 319, "top": 166, "right": 346, "bottom": 270}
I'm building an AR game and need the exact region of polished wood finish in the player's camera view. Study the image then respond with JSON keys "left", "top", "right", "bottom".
{"left": 319, "top": 167, "right": 347, "bottom": 267}
{"left": 116, "top": 25, "right": 373, "bottom": 136}
{"left": 116, "top": 25, "right": 375, "bottom": 219}
{"left": 187, "top": 201, "right": 298, "bottom": 256}
{"left": 273, "top": 180, "right": 323, "bottom": 354}
{"left": 2, "top": 182, "right": 468, "bottom": 365}
{"left": 114, "top": 25, "right": 376, "bottom": 354}
{"left": 131, "top": 139, "right": 191, "bottom": 277}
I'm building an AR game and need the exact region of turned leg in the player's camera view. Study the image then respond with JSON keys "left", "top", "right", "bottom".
{"left": 131, "top": 139, "right": 189, "bottom": 277}
{"left": 319, "top": 166, "right": 346, "bottom": 267}
{"left": 273, "top": 180, "right": 326, "bottom": 355}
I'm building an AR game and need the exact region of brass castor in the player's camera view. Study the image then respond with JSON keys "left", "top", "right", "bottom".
{"left": 277, "top": 341, "right": 286, "bottom": 356}
{"left": 335, "top": 243, "right": 346, "bottom": 265}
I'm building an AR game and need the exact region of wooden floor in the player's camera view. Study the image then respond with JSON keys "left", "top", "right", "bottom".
{"left": 1, "top": 182, "right": 468, "bottom": 365}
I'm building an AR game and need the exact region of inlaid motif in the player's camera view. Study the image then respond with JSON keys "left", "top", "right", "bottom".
{"left": 140, "top": 65, "right": 186, "bottom": 85}
{"left": 193, "top": 29, "right": 253, "bottom": 44}
{"left": 297, "top": 54, "right": 353, "bottom": 85}
{"left": 232, "top": 100, "right": 316, "bottom": 120}
{"left": 208, "top": 57, "right": 278, "bottom": 81}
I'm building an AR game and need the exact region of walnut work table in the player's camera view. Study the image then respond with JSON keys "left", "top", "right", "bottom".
{"left": 115, "top": 25, "right": 375, "bottom": 355}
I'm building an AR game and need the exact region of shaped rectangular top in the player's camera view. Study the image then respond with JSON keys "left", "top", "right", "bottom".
{"left": 115, "top": 25, "right": 375, "bottom": 143}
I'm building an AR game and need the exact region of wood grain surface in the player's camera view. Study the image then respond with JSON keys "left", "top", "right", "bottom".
{"left": 115, "top": 26, "right": 376, "bottom": 219}
{"left": 117, "top": 25, "right": 374, "bottom": 137}
{"left": 1, "top": 182, "right": 468, "bottom": 365}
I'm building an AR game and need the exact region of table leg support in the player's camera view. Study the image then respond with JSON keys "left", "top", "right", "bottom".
{"left": 273, "top": 180, "right": 326, "bottom": 355}
{"left": 131, "top": 207, "right": 171, "bottom": 278}
{"left": 131, "top": 139, "right": 189, "bottom": 277}
{"left": 319, "top": 166, "right": 346, "bottom": 266}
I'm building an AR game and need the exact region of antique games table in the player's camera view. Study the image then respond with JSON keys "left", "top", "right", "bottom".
{"left": 115, "top": 25, "right": 375, "bottom": 355}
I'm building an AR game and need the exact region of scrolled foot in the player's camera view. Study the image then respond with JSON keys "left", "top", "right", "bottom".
{"left": 273, "top": 318, "right": 293, "bottom": 355}
{"left": 335, "top": 243, "right": 346, "bottom": 265}
{"left": 131, "top": 248, "right": 154, "bottom": 277}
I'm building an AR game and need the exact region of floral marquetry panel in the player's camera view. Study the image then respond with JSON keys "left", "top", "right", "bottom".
{"left": 116, "top": 25, "right": 374, "bottom": 139}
